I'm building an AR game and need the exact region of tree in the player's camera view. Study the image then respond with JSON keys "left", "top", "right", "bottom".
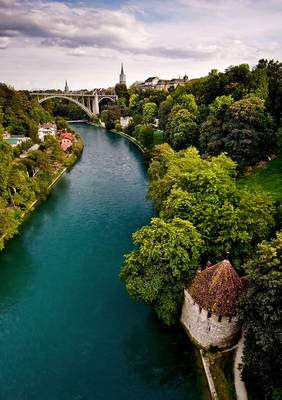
{"left": 0, "top": 136, "right": 13, "bottom": 204}
{"left": 200, "top": 96, "right": 275, "bottom": 168}
{"left": 129, "top": 93, "right": 142, "bottom": 114}
{"left": 257, "top": 59, "right": 282, "bottom": 125}
{"left": 158, "top": 95, "right": 174, "bottom": 130}
{"left": 134, "top": 125, "right": 154, "bottom": 149}
{"left": 104, "top": 105, "right": 121, "bottom": 130}
{"left": 120, "top": 218, "right": 203, "bottom": 325}
{"left": 166, "top": 108, "right": 198, "bottom": 150}
{"left": 142, "top": 102, "right": 157, "bottom": 125}
{"left": 0, "top": 209, "right": 19, "bottom": 250}
{"left": 176, "top": 93, "right": 198, "bottom": 114}
{"left": 115, "top": 83, "right": 129, "bottom": 106}
{"left": 148, "top": 147, "right": 275, "bottom": 263}
{"left": 238, "top": 232, "right": 282, "bottom": 400}
{"left": 208, "top": 95, "right": 234, "bottom": 118}
{"left": 55, "top": 116, "right": 69, "bottom": 131}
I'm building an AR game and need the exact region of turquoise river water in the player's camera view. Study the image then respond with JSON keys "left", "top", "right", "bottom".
{"left": 0, "top": 123, "right": 210, "bottom": 399}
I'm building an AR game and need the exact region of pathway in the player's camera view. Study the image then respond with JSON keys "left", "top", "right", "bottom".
{"left": 234, "top": 335, "right": 248, "bottom": 400}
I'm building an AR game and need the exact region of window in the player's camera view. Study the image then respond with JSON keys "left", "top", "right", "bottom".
{"left": 218, "top": 316, "right": 222, "bottom": 322}
{"left": 207, "top": 312, "right": 211, "bottom": 319}
{"left": 229, "top": 316, "right": 232, "bottom": 323}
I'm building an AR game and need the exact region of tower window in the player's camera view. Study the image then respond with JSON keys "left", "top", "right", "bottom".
{"left": 218, "top": 316, "right": 222, "bottom": 322}
{"left": 228, "top": 316, "right": 232, "bottom": 323}
{"left": 207, "top": 312, "right": 211, "bottom": 319}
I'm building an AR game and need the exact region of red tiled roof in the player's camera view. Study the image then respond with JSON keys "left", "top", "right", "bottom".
{"left": 188, "top": 260, "right": 246, "bottom": 317}
{"left": 60, "top": 132, "right": 73, "bottom": 141}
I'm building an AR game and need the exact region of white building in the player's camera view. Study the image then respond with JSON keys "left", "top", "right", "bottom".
{"left": 38, "top": 123, "right": 57, "bottom": 141}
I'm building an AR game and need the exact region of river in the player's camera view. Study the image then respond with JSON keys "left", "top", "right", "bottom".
{"left": 0, "top": 123, "right": 209, "bottom": 399}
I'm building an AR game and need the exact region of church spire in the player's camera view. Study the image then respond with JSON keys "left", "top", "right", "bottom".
{"left": 64, "top": 80, "right": 69, "bottom": 93}
{"left": 119, "top": 63, "right": 126, "bottom": 86}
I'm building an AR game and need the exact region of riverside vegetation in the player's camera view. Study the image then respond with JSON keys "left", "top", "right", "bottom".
{"left": 109, "top": 59, "right": 281, "bottom": 400}
{"left": 0, "top": 83, "right": 83, "bottom": 250}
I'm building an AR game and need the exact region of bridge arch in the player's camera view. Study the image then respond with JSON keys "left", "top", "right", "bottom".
{"left": 98, "top": 96, "right": 116, "bottom": 104}
{"left": 38, "top": 95, "right": 93, "bottom": 118}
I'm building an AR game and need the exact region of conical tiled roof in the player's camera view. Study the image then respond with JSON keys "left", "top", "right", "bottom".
{"left": 188, "top": 260, "right": 246, "bottom": 317}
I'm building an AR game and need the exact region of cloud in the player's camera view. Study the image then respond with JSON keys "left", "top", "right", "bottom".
{"left": 0, "top": 37, "right": 12, "bottom": 49}
{"left": 0, "top": 0, "right": 281, "bottom": 89}
{"left": 0, "top": 1, "right": 150, "bottom": 53}
{"left": 0, "top": 0, "right": 242, "bottom": 60}
{"left": 66, "top": 48, "right": 88, "bottom": 57}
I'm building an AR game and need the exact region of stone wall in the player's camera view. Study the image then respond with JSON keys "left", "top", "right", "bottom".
{"left": 181, "top": 290, "right": 241, "bottom": 349}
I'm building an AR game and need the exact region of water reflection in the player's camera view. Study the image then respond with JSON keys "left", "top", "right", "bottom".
{"left": 0, "top": 239, "right": 36, "bottom": 314}
{"left": 124, "top": 312, "right": 210, "bottom": 398}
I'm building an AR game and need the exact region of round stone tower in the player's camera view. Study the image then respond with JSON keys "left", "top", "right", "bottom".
{"left": 181, "top": 259, "right": 246, "bottom": 349}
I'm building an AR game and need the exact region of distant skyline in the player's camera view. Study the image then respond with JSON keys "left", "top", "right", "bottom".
{"left": 1, "top": 0, "right": 282, "bottom": 90}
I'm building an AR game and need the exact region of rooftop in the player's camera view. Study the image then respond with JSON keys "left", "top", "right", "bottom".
{"left": 188, "top": 259, "right": 246, "bottom": 317}
{"left": 60, "top": 132, "right": 73, "bottom": 141}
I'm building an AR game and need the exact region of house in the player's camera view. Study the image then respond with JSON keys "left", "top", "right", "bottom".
{"left": 155, "top": 79, "right": 170, "bottom": 91}
{"left": 60, "top": 132, "right": 73, "bottom": 151}
{"left": 136, "top": 74, "right": 189, "bottom": 91}
{"left": 168, "top": 74, "right": 189, "bottom": 89}
{"left": 38, "top": 123, "right": 57, "bottom": 141}
{"left": 144, "top": 77, "right": 160, "bottom": 87}
{"left": 138, "top": 77, "right": 160, "bottom": 90}
{"left": 181, "top": 259, "right": 246, "bottom": 349}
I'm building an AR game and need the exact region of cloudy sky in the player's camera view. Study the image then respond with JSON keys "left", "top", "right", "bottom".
{"left": 1, "top": 0, "right": 282, "bottom": 90}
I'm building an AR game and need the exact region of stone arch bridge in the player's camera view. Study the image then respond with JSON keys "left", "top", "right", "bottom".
{"left": 30, "top": 92, "right": 118, "bottom": 117}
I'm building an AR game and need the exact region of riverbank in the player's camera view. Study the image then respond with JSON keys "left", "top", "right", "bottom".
{"left": 88, "top": 122, "right": 146, "bottom": 154}
{"left": 0, "top": 134, "right": 84, "bottom": 251}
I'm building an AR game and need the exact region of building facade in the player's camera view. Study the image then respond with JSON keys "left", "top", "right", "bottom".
{"left": 136, "top": 74, "right": 189, "bottom": 91}
{"left": 38, "top": 123, "right": 57, "bottom": 141}
{"left": 181, "top": 259, "right": 246, "bottom": 349}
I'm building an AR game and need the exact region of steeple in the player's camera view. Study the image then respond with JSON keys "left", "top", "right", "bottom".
{"left": 64, "top": 80, "right": 69, "bottom": 93}
{"left": 119, "top": 63, "right": 126, "bottom": 86}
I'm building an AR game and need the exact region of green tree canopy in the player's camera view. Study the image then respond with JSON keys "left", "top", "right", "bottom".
{"left": 238, "top": 232, "right": 282, "bottom": 400}
{"left": 165, "top": 108, "right": 198, "bottom": 150}
{"left": 142, "top": 102, "right": 157, "bottom": 125}
{"left": 148, "top": 146, "right": 275, "bottom": 262}
{"left": 120, "top": 217, "right": 203, "bottom": 325}
{"left": 200, "top": 96, "right": 275, "bottom": 168}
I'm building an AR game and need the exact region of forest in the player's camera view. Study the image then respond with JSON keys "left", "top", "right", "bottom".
{"left": 0, "top": 83, "right": 83, "bottom": 250}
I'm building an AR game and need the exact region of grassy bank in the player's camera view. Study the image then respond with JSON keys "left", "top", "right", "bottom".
{"left": 207, "top": 349, "right": 236, "bottom": 400}
{"left": 238, "top": 153, "right": 282, "bottom": 201}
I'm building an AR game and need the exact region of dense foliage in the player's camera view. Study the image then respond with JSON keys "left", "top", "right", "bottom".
{"left": 121, "top": 144, "right": 276, "bottom": 324}
{"left": 108, "top": 59, "right": 282, "bottom": 168}
{"left": 238, "top": 232, "right": 282, "bottom": 400}
{"left": 120, "top": 218, "right": 203, "bottom": 325}
{"left": 0, "top": 83, "right": 83, "bottom": 250}
{"left": 0, "top": 83, "right": 52, "bottom": 139}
